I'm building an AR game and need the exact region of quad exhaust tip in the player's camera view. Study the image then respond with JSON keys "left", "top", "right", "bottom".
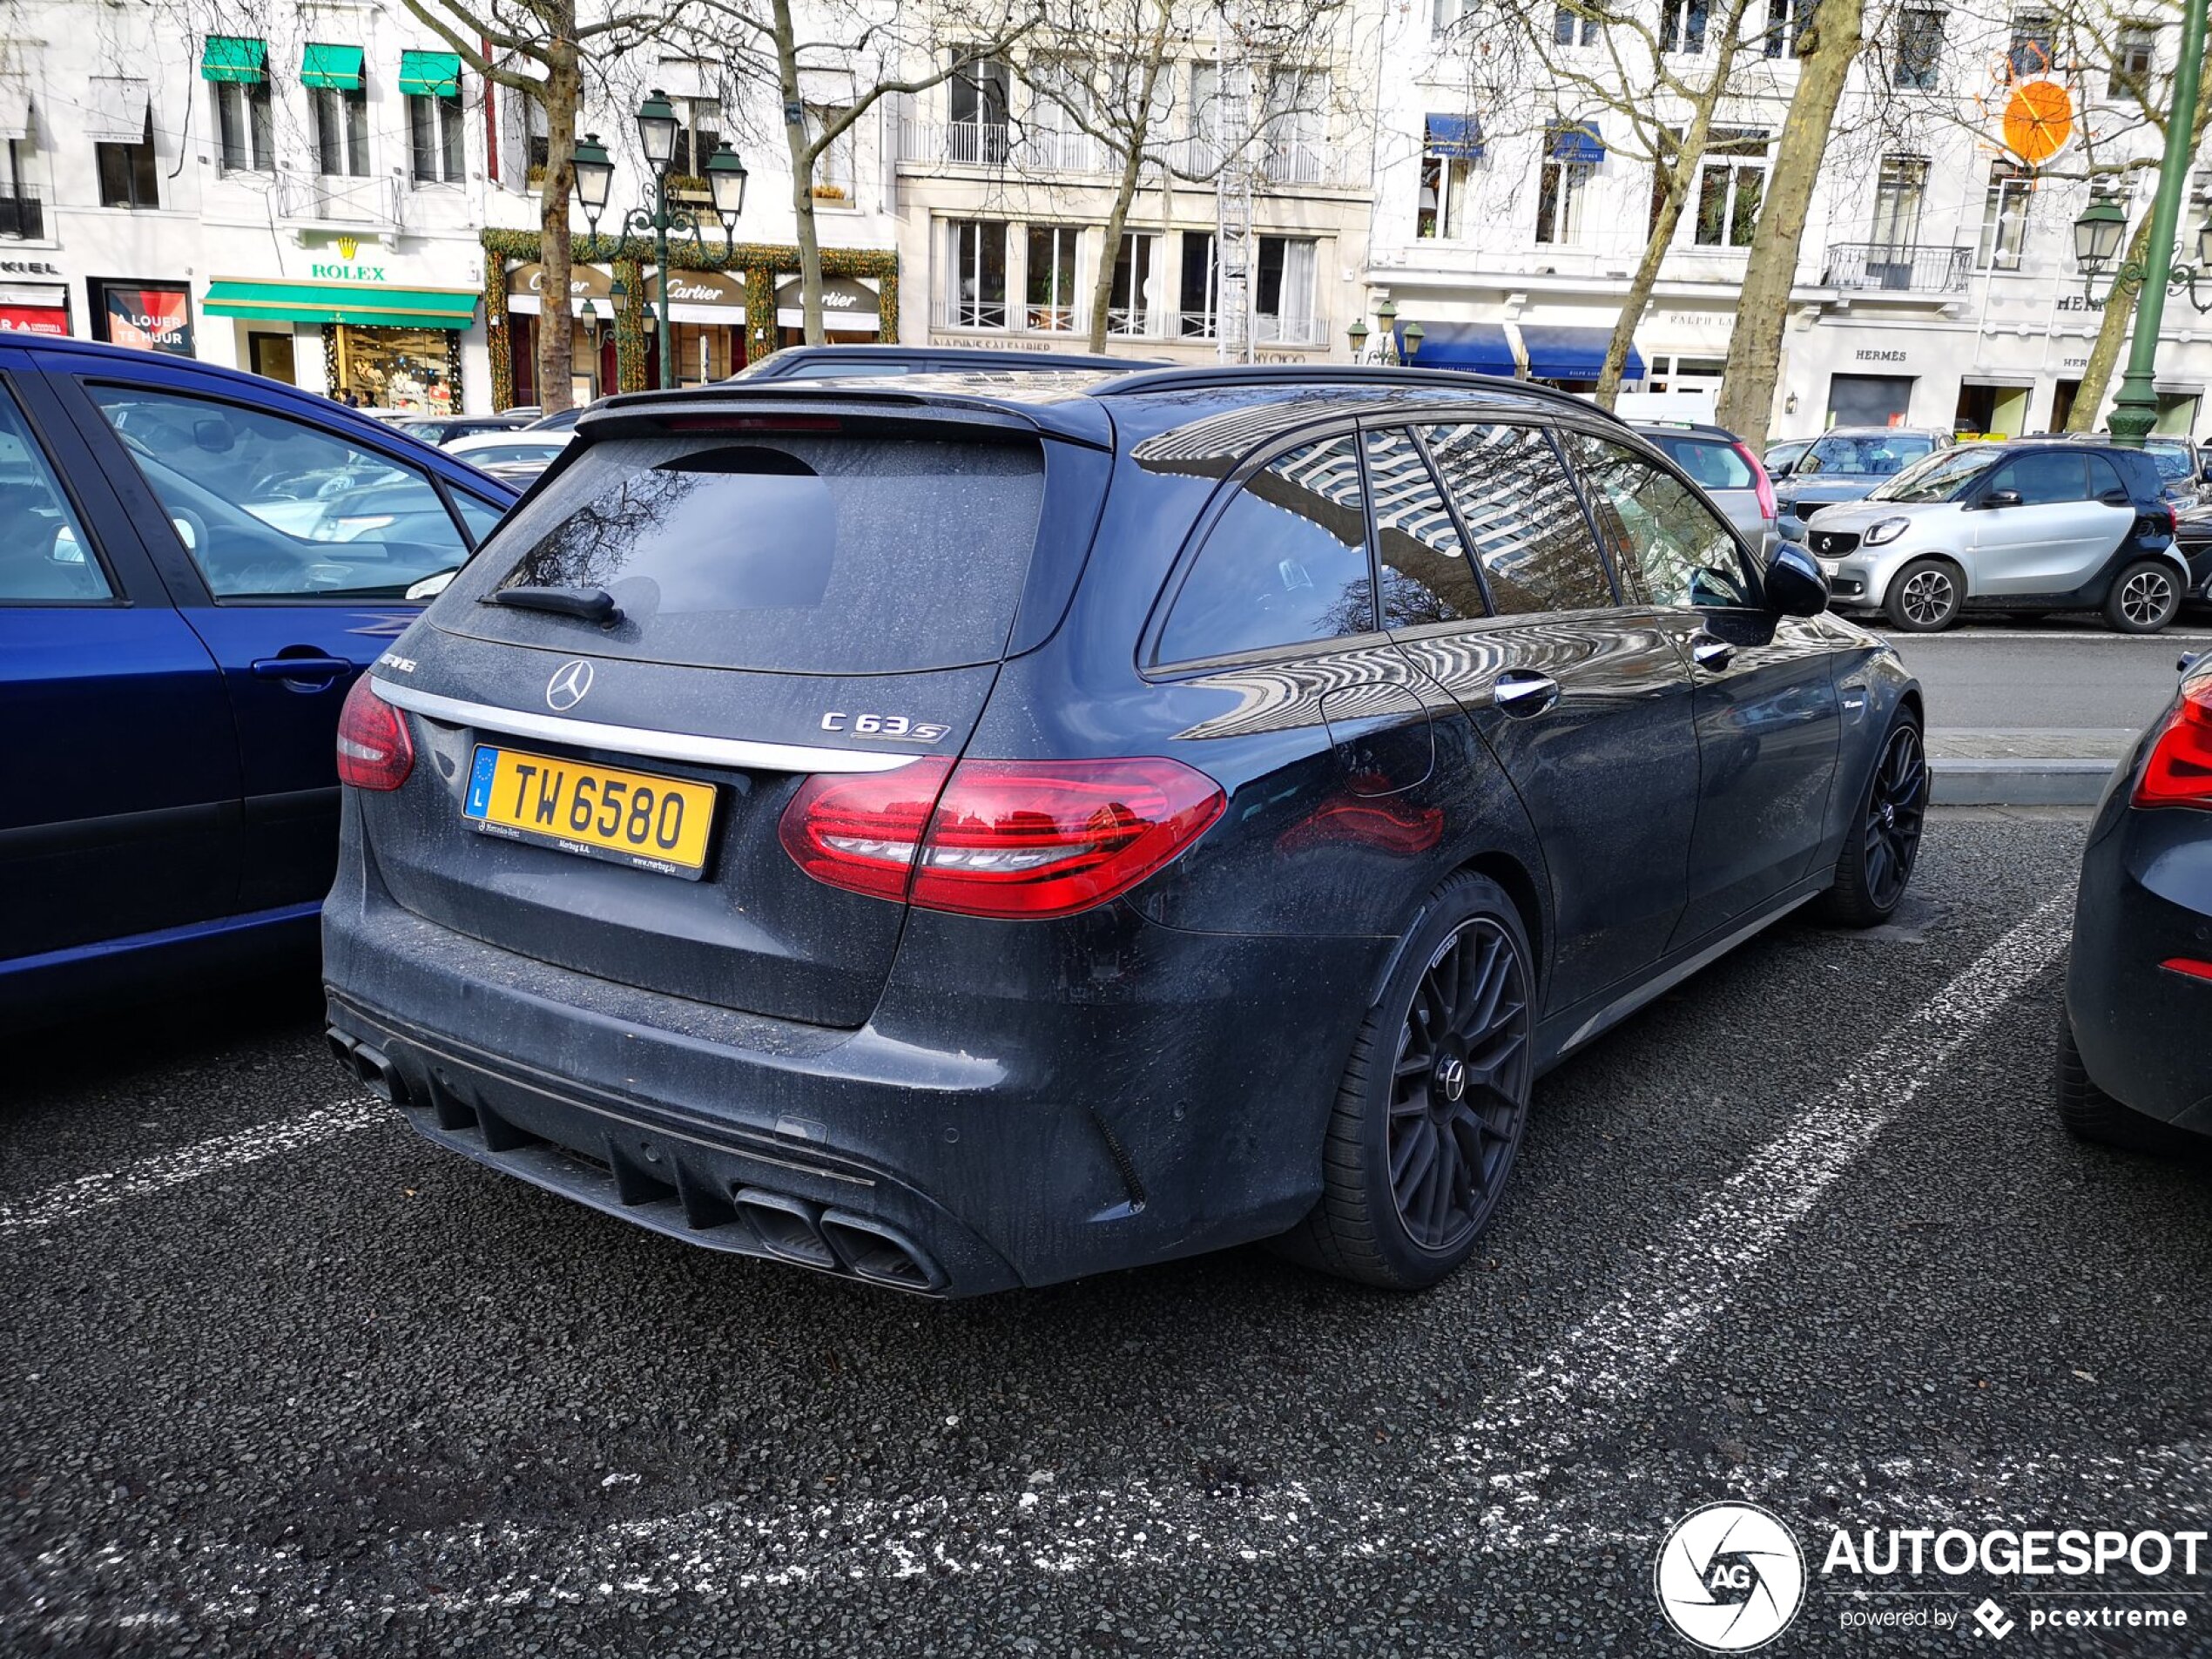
{"left": 325, "top": 1027, "right": 408, "bottom": 1108}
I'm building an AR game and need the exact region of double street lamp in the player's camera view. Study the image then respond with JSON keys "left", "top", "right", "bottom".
{"left": 571, "top": 91, "right": 749, "bottom": 391}
{"left": 2073, "top": 192, "right": 2212, "bottom": 314}
{"left": 1347, "top": 299, "right": 1426, "bottom": 366}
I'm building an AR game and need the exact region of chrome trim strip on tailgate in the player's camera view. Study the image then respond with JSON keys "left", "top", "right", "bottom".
{"left": 371, "top": 680, "right": 923, "bottom": 774}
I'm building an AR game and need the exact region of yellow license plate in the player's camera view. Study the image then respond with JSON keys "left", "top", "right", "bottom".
{"left": 462, "top": 745, "right": 716, "bottom": 879}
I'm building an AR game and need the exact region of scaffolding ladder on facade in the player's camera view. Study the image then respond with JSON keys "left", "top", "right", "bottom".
{"left": 1212, "top": 4, "right": 1259, "bottom": 363}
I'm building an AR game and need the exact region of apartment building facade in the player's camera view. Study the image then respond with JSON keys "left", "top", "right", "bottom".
{"left": 1369, "top": 0, "right": 2212, "bottom": 442}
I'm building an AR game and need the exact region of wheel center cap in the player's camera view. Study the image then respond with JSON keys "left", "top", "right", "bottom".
{"left": 1435, "top": 1056, "right": 1468, "bottom": 1103}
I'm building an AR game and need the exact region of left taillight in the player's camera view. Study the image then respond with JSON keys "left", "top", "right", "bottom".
{"left": 780, "top": 756, "right": 1226, "bottom": 920}
{"left": 335, "top": 676, "right": 415, "bottom": 792}
{"left": 1736, "top": 442, "right": 1777, "bottom": 523}
{"left": 2134, "top": 683, "right": 2212, "bottom": 810}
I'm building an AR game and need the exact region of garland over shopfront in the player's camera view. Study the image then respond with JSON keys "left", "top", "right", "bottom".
{"left": 480, "top": 228, "right": 899, "bottom": 409}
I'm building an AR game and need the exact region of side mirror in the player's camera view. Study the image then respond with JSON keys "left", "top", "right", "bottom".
{"left": 49, "top": 523, "right": 83, "bottom": 564}
{"left": 1764, "top": 542, "right": 1829, "bottom": 617}
{"left": 2199, "top": 461, "right": 2212, "bottom": 483}
{"left": 1769, "top": 459, "right": 1795, "bottom": 479}
{"left": 192, "top": 418, "right": 235, "bottom": 454}
{"left": 1982, "top": 488, "right": 2023, "bottom": 509}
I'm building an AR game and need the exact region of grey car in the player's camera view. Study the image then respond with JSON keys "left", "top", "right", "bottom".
{"left": 1634, "top": 421, "right": 1775, "bottom": 543}
{"left": 1774, "top": 427, "right": 1952, "bottom": 541}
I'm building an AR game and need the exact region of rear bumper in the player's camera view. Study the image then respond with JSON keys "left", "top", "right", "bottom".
{"left": 2066, "top": 789, "right": 2212, "bottom": 1133}
{"left": 322, "top": 835, "right": 1383, "bottom": 1296}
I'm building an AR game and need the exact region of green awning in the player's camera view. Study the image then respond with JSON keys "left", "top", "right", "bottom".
{"left": 300, "top": 43, "right": 365, "bottom": 90}
{"left": 398, "top": 50, "right": 462, "bottom": 98}
{"left": 201, "top": 36, "right": 266, "bottom": 84}
{"left": 203, "top": 278, "right": 477, "bottom": 330}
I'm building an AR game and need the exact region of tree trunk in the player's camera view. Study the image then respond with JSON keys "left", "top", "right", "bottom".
{"left": 771, "top": 0, "right": 827, "bottom": 345}
{"left": 2067, "top": 209, "right": 2154, "bottom": 432}
{"left": 1714, "top": 0, "right": 1863, "bottom": 448}
{"left": 1086, "top": 0, "right": 1173, "bottom": 353}
{"left": 1600, "top": 124, "right": 1709, "bottom": 408}
{"left": 535, "top": 26, "right": 581, "bottom": 415}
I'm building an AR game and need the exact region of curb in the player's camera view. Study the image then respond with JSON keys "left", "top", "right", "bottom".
{"left": 1930, "top": 758, "right": 2114, "bottom": 807}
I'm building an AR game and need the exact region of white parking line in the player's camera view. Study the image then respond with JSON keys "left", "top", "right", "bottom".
{"left": 0, "top": 1099, "right": 385, "bottom": 1238}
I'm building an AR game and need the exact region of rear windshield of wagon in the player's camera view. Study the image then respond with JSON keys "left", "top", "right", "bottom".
{"left": 437, "top": 432, "right": 1047, "bottom": 674}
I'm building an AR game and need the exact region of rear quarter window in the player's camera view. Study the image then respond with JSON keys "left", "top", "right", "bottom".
{"left": 1642, "top": 435, "right": 1755, "bottom": 492}
{"left": 441, "top": 432, "right": 1047, "bottom": 674}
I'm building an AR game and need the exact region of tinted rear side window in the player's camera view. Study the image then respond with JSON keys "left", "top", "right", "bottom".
{"left": 450, "top": 434, "right": 1045, "bottom": 674}
{"left": 1987, "top": 450, "right": 2089, "bottom": 505}
{"left": 1157, "top": 435, "right": 1373, "bottom": 663}
{"left": 1642, "top": 434, "right": 1755, "bottom": 491}
{"left": 1366, "top": 427, "right": 1484, "bottom": 627}
{"left": 1420, "top": 423, "right": 1615, "bottom": 615}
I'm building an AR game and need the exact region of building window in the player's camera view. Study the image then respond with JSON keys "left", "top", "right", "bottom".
{"left": 1180, "top": 229, "right": 1218, "bottom": 337}
{"left": 1433, "top": 0, "right": 1478, "bottom": 30}
{"left": 1870, "top": 154, "right": 1928, "bottom": 246}
{"left": 1536, "top": 132, "right": 1597, "bottom": 246}
{"left": 1259, "top": 68, "right": 1329, "bottom": 185}
{"left": 2008, "top": 10, "right": 2054, "bottom": 78}
{"left": 946, "top": 218, "right": 1007, "bottom": 327}
{"left": 526, "top": 97, "right": 550, "bottom": 176}
{"left": 1977, "top": 162, "right": 2032, "bottom": 270}
{"left": 1026, "top": 224, "right": 1080, "bottom": 331}
{"left": 1109, "top": 231, "right": 1157, "bottom": 335}
{"left": 808, "top": 105, "right": 855, "bottom": 202}
{"left": 1554, "top": 6, "right": 1599, "bottom": 44}
{"left": 1764, "top": 0, "right": 1814, "bottom": 57}
{"left": 1693, "top": 129, "right": 1767, "bottom": 246}
{"left": 214, "top": 79, "right": 273, "bottom": 173}
{"left": 409, "top": 92, "right": 464, "bottom": 184}
{"left": 2110, "top": 23, "right": 2157, "bottom": 98}
{"left": 1254, "top": 234, "right": 1318, "bottom": 344}
{"left": 1662, "top": 0, "right": 1710, "bottom": 51}
{"left": 1418, "top": 116, "right": 1480, "bottom": 239}
{"left": 948, "top": 51, "right": 1009, "bottom": 164}
{"left": 1894, "top": 5, "right": 1946, "bottom": 86}
{"left": 312, "top": 85, "right": 368, "bottom": 177}
{"left": 97, "top": 113, "right": 158, "bottom": 208}
{"left": 0, "top": 139, "right": 38, "bottom": 237}
{"left": 671, "top": 97, "right": 722, "bottom": 179}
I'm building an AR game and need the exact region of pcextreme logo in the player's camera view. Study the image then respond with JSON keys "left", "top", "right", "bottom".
{"left": 1655, "top": 1502, "right": 1807, "bottom": 1652}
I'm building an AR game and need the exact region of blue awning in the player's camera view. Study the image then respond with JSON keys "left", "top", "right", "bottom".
{"left": 1424, "top": 113, "right": 1483, "bottom": 159}
{"left": 1515, "top": 323, "right": 1642, "bottom": 382}
{"left": 1551, "top": 123, "right": 1604, "bottom": 164}
{"left": 1402, "top": 320, "right": 1514, "bottom": 376}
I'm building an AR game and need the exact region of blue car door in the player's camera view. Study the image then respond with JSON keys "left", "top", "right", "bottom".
{"left": 0, "top": 352, "right": 244, "bottom": 979}
{"left": 52, "top": 361, "right": 499, "bottom": 911}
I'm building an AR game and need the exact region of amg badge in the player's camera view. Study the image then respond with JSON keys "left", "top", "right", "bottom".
{"left": 820, "top": 711, "right": 952, "bottom": 743}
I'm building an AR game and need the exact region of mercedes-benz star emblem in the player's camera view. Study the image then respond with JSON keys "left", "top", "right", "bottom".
{"left": 1437, "top": 1057, "right": 1468, "bottom": 1103}
{"left": 545, "top": 659, "right": 595, "bottom": 711}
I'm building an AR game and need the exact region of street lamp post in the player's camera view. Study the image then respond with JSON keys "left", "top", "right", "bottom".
{"left": 1345, "top": 303, "right": 1425, "bottom": 367}
{"left": 2070, "top": 0, "right": 2209, "bottom": 447}
{"left": 570, "top": 93, "right": 749, "bottom": 392}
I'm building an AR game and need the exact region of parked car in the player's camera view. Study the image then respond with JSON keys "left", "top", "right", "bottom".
{"left": 1764, "top": 437, "right": 1813, "bottom": 477}
{"left": 1633, "top": 420, "right": 1776, "bottom": 543}
{"left": 730, "top": 344, "right": 1171, "bottom": 381}
{"left": 0, "top": 333, "right": 518, "bottom": 1024}
{"left": 1802, "top": 439, "right": 2188, "bottom": 633}
{"left": 1773, "top": 427, "right": 1952, "bottom": 540}
{"left": 321, "top": 364, "right": 1922, "bottom": 1298}
{"left": 444, "top": 429, "right": 573, "bottom": 486}
{"left": 393, "top": 414, "right": 539, "bottom": 448}
{"left": 2174, "top": 501, "right": 2212, "bottom": 609}
{"left": 2011, "top": 430, "right": 2207, "bottom": 513}
{"left": 2057, "top": 652, "right": 2212, "bottom": 1146}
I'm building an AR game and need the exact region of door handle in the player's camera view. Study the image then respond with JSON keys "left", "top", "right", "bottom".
{"left": 1491, "top": 669, "right": 1560, "bottom": 718}
{"left": 251, "top": 654, "right": 353, "bottom": 686}
{"left": 1691, "top": 635, "right": 1736, "bottom": 671}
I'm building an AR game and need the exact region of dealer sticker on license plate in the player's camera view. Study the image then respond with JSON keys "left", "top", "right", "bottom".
{"left": 462, "top": 745, "right": 716, "bottom": 879}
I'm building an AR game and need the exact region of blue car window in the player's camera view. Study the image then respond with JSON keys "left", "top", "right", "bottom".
{"left": 84, "top": 383, "right": 469, "bottom": 601}
{"left": 0, "top": 385, "right": 111, "bottom": 604}
{"left": 453, "top": 491, "right": 508, "bottom": 546}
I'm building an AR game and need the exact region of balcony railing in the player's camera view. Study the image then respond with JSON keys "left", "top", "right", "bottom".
{"left": 900, "top": 118, "right": 1357, "bottom": 189}
{"left": 275, "top": 171, "right": 402, "bottom": 230}
{"left": 1822, "top": 242, "right": 1973, "bottom": 294}
{"left": 0, "top": 186, "right": 43, "bottom": 239}
{"left": 1177, "top": 309, "right": 1331, "bottom": 347}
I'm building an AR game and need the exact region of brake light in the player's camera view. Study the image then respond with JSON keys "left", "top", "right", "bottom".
{"left": 335, "top": 676, "right": 414, "bottom": 792}
{"left": 780, "top": 756, "right": 1225, "bottom": 919}
{"left": 2134, "top": 684, "right": 2212, "bottom": 809}
{"left": 1737, "top": 442, "right": 1777, "bottom": 523}
{"left": 2161, "top": 957, "right": 2212, "bottom": 982}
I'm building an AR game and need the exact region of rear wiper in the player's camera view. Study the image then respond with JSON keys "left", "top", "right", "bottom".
{"left": 489, "top": 584, "right": 621, "bottom": 625}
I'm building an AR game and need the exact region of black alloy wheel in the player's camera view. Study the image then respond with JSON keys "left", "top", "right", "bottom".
{"left": 1822, "top": 714, "right": 1927, "bottom": 927}
{"left": 1386, "top": 920, "right": 1532, "bottom": 1254}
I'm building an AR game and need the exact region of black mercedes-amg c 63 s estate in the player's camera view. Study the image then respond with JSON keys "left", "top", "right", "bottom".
{"left": 322, "top": 365, "right": 1925, "bottom": 1296}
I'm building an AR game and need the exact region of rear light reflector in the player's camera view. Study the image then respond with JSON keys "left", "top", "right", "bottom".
{"left": 2133, "top": 684, "right": 2212, "bottom": 810}
{"left": 780, "top": 756, "right": 1226, "bottom": 919}
{"left": 335, "top": 676, "right": 414, "bottom": 792}
{"left": 1736, "top": 442, "right": 1777, "bottom": 523}
{"left": 2161, "top": 957, "right": 2212, "bottom": 982}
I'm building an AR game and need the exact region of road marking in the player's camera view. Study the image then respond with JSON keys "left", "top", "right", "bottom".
{"left": 0, "top": 900, "right": 2079, "bottom": 1629}
{"left": 0, "top": 1100, "right": 385, "bottom": 1237}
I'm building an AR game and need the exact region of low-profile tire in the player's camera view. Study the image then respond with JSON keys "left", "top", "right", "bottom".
{"left": 2056, "top": 1013, "right": 2166, "bottom": 1150}
{"left": 1284, "top": 873, "right": 1534, "bottom": 1291}
{"left": 2103, "top": 558, "right": 2182, "bottom": 634}
{"left": 1820, "top": 711, "right": 1927, "bottom": 927}
{"left": 1884, "top": 557, "right": 1964, "bottom": 632}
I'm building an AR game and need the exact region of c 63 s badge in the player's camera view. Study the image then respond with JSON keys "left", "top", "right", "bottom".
{"left": 820, "top": 711, "right": 952, "bottom": 743}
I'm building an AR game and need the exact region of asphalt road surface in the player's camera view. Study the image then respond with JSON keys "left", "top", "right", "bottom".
{"left": 5, "top": 809, "right": 2211, "bottom": 1656}
{"left": 1882, "top": 616, "right": 2211, "bottom": 733}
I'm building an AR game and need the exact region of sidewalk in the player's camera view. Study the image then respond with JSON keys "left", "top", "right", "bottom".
{"left": 1927, "top": 727, "right": 2132, "bottom": 806}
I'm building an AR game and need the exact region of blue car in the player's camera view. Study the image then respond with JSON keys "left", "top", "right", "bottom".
{"left": 0, "top": 334, "right": 517, "bottom": 1024}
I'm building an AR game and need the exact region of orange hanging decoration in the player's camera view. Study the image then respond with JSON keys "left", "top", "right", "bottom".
{"left": 2002, "top": 79, "right": 2075, "bottom": 165}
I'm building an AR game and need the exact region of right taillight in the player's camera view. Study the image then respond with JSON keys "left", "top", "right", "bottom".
{"left": 2134, "top": 684, "right": 2212, "bottom": 810}
{"left": 335, "top": 676, "right": 414, "bottom": 792}
{"left": 780, "top": 756, "right": 1225, "bottom": 920}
